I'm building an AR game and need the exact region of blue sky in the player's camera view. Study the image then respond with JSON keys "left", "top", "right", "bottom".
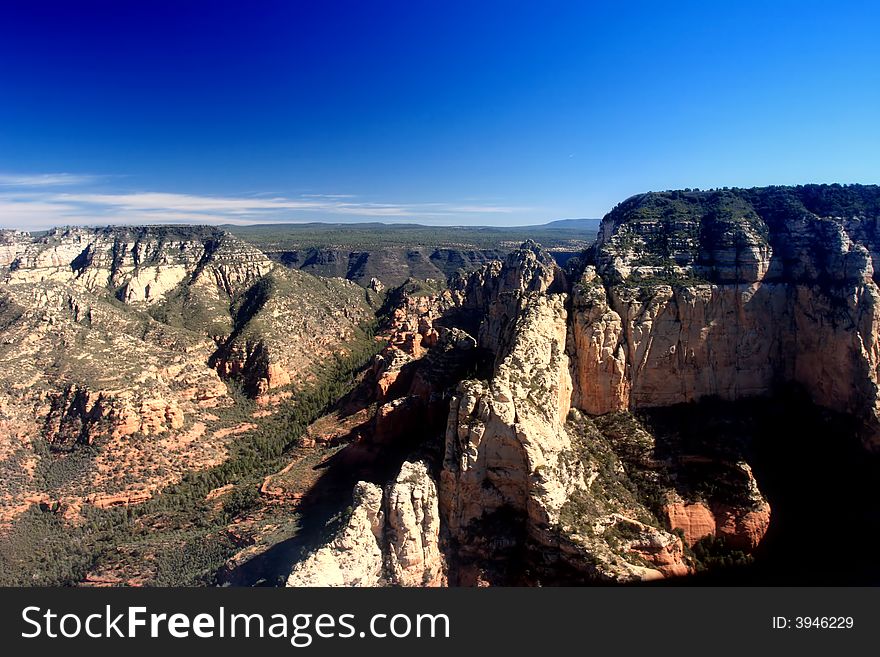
{"left": 0, "top": 0, "right": 878, "bottom": 229}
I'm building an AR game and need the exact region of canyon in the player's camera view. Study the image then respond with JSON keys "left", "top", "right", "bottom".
{"left": 1, "top": 184, "right": 879, "bottom": 586}
{"left": 0, "top": 226, "right": 374, "bottom": 532}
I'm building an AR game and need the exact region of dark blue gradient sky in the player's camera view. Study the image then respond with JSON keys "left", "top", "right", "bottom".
{"left": 0, "top": 0, "right": 877, "bottom": 228}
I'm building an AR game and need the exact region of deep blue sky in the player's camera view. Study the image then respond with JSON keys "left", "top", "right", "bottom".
{"left": 0, "top": 0, "right": 878, "bottom": 228}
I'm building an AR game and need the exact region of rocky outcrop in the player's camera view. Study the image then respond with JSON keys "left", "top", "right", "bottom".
{"left": 214, "top": 342, "right": 292, "bottom": 396}
{"left": 611, "top": 515, "right": 689, "bottom": 579}
{"left": 286, "top": 481, "right": 386, "bottom": 587}
{"left": 372, "top": 347, "right": 416, "bottom": 400}
{"left": 0, "top": 230, "right": 31, "bottom": 267}
{"left": 297, "top": 239, "right": 705, "bottom": 585}
{"left": 438, "top": 244, "right": 693, "bottom": 583}
{"left": 286, "top": 460, "right": 445, "bottom": 587}
{"left": 385, "top": 461, "right": 446, "bottom": 586}
{"left": 377, "top": 279, "right": 457, "bottom": 357}
{"left": 441, "top": 292, "right": 576, "bottom": 541}
{"left": 568, "top": 268, "right": 629, "bottom": 414}
{"left": 43, "top": 384, "right": 188, "bottom": 447}
{"left": 86, "top": 490, "right": 153, "bottom": 509}
{"left": 373, "top": 397, "right": 424, "bottom": 445}
{"left": 664, "top": 499, "right": 771, "bottom": 550}
{"left": 663, "top": 501, "right": 717, "bottom": 546}
{"left": 571, "top": 185, "right": 880, "bottom": 449}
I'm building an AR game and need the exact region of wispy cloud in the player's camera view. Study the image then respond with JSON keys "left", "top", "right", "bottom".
{"left": 0, "top": 172, "right": 100, "bottom": 187}
{"left": 300, "top": 193, "right": 357, "bottom": 199}
{"left": 0, "top": 172, "right": 538, "bottom": 229}
{"left": 56, "top": 192, "right": 326, "bottom": 214}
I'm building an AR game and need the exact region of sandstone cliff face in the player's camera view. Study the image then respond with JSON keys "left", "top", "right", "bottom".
{"left": 663, "top": 500, "right": 771, "bottom": 551}
{"left": 438, "top": 245, "right": 693, "bottom": 583}
{"left": 441, "top": 292, "right": 576, "bottom": 542}
{"left": 568, "top": 268, "right": 630, "bottom": 414}
{"left": 5, "top": 226, "right": 273, "bottom": 304}
{"left": 286, "top": 460, "right": 445, "bottom": 587}
{"left": 571, "top": 186, "right": 880, "bottom": 449}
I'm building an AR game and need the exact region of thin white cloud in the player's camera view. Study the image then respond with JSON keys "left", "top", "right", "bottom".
{"left": 0, "top": 176, "right": 539, "bottom": 229}
{"left": 300, "top": 193, "right": 357, "bottom": 199}
{"left": 0, "top": 198, "right": 84, "bottom": 223}
{"left": 57, "top": 192, "right": 528, "bottom": 219}
{"left": 0, "top": 172, "right": 100, "bottom": 187}
{"left": 57, "top": 192, "right": 326, "bottom": 214}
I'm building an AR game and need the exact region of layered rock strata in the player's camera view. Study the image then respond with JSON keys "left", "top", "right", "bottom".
{"left": 570, "top": 185, "right": 880, "bottom": 449}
